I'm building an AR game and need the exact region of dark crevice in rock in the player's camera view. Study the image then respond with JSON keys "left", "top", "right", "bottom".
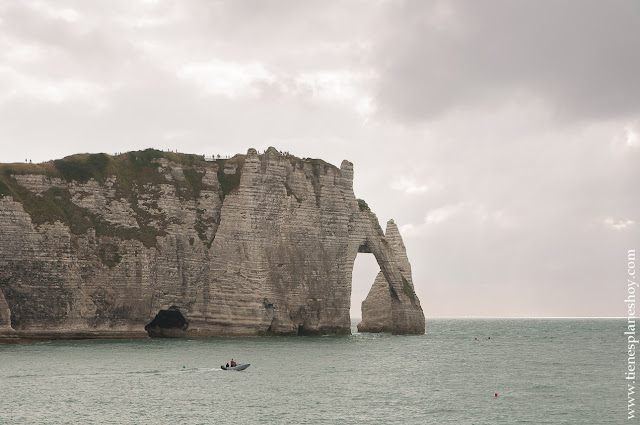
{"left": 308, "top": 161, "right": 323, "bottom": 208}
{"left": 358, "top": 242, "right": 371, "bottom": 253}
{"left": 264, "top": 317, "right": 277, "bottom": 336}
{"left": 283, "top": 181, "right": 302, "bottom": 203}
{"left": 216, "top": 155, "right": 245, "bottom": 200}
{"left": 389, "top": 285, "right": 399, "bottom": 301}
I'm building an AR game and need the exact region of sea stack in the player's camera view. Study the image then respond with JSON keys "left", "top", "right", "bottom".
{"left": 0, "top": 148, "right": 424, "bottom": 340}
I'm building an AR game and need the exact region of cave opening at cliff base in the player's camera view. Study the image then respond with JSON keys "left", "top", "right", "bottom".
{"left": 351, "top": 253, "right": 380, "bottom": 323}
{"left": 144, "top": 306, "right": 189, "bottom": 338}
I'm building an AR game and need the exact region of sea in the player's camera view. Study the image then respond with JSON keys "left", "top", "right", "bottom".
{"left": 0, "top": 319, "right": 628, "bottom": 424}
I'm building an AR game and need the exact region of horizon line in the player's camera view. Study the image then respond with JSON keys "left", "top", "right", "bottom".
{"left": 350, "top": 316, "right": 627, "bottom": 320}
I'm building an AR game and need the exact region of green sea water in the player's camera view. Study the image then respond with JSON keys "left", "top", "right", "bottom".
{"left": 0, "top": 319, "right": 627, "bottom": 424}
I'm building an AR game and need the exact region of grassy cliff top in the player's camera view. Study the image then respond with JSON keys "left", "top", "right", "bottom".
{"left": 0, "top": 148, "right": 342, "bottom": 200}
{"left": 0, "top": 148, "right": 341, "bottom": 199}
{"left": 285, "top": 153, "right": 338, "bottom": 172}
{"left": 0, "top": 148, "right": 338, "bottom": 181}
{"left": 0, "top": 149, "right": 215, "bottom": 183}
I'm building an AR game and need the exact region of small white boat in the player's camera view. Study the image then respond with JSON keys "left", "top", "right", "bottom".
{"left": 221, "top": 363, "right": 250, "bottom": 371}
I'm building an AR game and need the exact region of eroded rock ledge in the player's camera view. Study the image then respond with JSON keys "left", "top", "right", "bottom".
{"left": 0, "top": 148, "right": 424, "bottom": 340}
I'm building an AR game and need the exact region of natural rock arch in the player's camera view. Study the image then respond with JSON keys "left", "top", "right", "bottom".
{"left": 347, "top": 215, "right": 424, "bottom": 335}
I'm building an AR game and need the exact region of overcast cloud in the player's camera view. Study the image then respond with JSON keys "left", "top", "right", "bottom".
{"left": 0, "top": 0, "right": 637, "bottom": 317}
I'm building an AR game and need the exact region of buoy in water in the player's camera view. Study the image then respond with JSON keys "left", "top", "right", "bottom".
{"left": 494, "top": 393, "right": 498, "bottom": 397}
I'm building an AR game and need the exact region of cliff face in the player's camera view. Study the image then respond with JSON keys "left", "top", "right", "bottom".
{"left": 0, "top": 148, "right": 424, "bottom": 339}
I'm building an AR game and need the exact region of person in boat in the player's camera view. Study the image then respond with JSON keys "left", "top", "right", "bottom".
{"left": 226, "top": 363, "right": 229, "bottom": 368}
{"left": 230, "top": 359, "right": 236, "bottom": 367}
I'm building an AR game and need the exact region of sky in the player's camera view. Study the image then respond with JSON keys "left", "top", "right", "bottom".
{"left": 0, "top": 0, "right": 638, "bottom": 317}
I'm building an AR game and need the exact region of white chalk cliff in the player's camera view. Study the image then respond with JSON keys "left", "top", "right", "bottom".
{"left": 0, "top": 148, "right": 424, "bottom": 339}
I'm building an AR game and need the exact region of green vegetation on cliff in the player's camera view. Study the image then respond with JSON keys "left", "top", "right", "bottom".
{"left": 4, "top": 183, "right": 163, "bottom": 248}
{"left": 183, "top": 168, "right": 206, "bottom": 198}
{"left": 54, "top": 153, "right": 110, "bottom": 182}
{"left": 216, "top": 155, "right": 245, "bottom": 199}
{"left": 0, "top": 149, "right": 244, "bottom": 248}
{"left": 401, "top": 275, "right": 416, "bottom": 302}
{"left": 99, "top": 243, "right": 122, "bottom": 268}
{"left": 0, "top": 179, "right": 10, "bottom": 197}
{"left": 1, "top": 149, "right": 211, "bottom": 183}
{"left": 357, "top": 199, "right": 370, "bottom": 212}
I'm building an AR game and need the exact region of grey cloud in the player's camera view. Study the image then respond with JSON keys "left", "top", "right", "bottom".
{"left": 375, "top": 0, "right": 640, "bottom": 123}
{"left": 1, "top": 3, "right": 130, "bottom": 77}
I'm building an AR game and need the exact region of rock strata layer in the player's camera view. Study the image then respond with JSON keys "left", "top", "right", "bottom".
{"left": 0, "top": 148, "right": 424, "bottom": 339}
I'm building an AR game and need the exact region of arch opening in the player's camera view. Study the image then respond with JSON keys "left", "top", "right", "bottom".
{"left": 350, "top": 253, "right": 380, "bottom": 325}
